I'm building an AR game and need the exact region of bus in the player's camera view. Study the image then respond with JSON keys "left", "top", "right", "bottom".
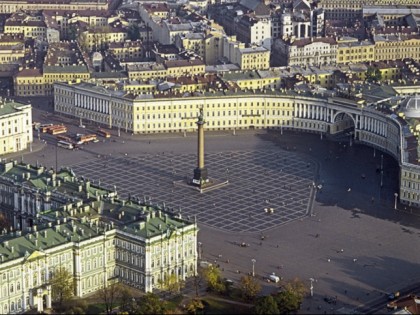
{"left": 77, "top": 134, "right": 97, "bottom": 144}
{"left": 56, "top": 135, "right": 73, "bottom": 142}
{"left": 57, "top": 140, "right": 74, "bottom": 150}
{"left": 47, "top": 125, "right": 67, "bottom": 135}
{"left": 97, "top": 128, "right": 111, "bottom": 138}
{"left": 39, "top": 124, "right": 54, "bottom": 133}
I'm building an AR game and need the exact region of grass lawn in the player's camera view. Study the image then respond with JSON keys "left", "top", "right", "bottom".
{"left": 201, "top": 297, "right": 254, "bottom": 314}
{"left": 86, "top": 303, "right": 108, "bottom": 315}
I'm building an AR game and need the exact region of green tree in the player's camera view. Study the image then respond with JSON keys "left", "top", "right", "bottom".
{"left": 95, "top": 282, "right": 124, "bottom": 315}
{"left": 135, "top": 293, "right": 167, "bottom": 315}
{"left": 127, "top": 24, "right": 140, "bottom": 41}
{"left": 239, "top": 275, "right": 261, "bottom": 301}
{"left": 0, "top": 212, "right": 10, "bottom": 230}
{"left": 119, "top": 285, "right": 135, "bottom": 312}
{"left": 67, "top": 24, "right": 78, "bottom": 41}
{"left": 158, "top": 273, "right": 185, "bottom": 296}
{"left": 254, "top": 295, "right": 280, "bottom": 315}
{"left": 274, "top": 278, "right": 307, "bottom": 314}
{"left": 202, "top": 265, "right": 225, "bottom": 293}
{"left": 185, "top": 298, "right": 205, "bottom": 315}
{"left": 50, "top": 267, "right": 74, "bottom": 307}
{"left": 366, "top": 66, "right": 382, "bottom": 82}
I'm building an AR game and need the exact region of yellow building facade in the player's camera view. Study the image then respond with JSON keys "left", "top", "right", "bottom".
{"left": 337, "top": 38, "right": 375, "bottom": 64}
{"left": 374, "top": 35, "right": 420, "bottom": 62}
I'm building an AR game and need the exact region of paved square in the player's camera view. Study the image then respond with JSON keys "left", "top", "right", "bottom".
{"left": 71, "top": 149, "right": 316, "bottom": 233}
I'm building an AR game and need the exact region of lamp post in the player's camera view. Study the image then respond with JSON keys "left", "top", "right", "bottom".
{"left": 380, "top": 154, "right": 383, "bottom": 188}
{"left": 251, "top": 259, "right": 256, "bottom": 277}
{"left": 309, "top": 278, "right": 314, "bottom": 297}
{"left": 198, "top": 242, "right": 202, "bottom": 260}
{"left": 394, "top": 193, "right": 398, "bottom": 210}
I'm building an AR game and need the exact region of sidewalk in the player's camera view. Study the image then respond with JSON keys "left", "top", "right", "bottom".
{"left": 1, "top": 139, "right": 46, "bottom": 161}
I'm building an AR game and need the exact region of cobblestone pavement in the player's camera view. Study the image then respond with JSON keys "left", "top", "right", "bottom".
{"left": 71, "top": 149, "right": 316, "bottom": 233}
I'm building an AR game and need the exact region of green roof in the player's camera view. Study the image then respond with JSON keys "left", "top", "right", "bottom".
{"left": 0, "top": 100, "right": 29, "bottom": 116}
{"left": 0, "top": 221, "right": 106, "bottom": 264}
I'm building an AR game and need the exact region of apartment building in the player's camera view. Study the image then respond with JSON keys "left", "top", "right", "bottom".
{"left": 0, "top": 0, "right": 109, "bottom": 14}
{"left": 0, "top": 98, "right": 32, "bottom": 155}
{"left": 4, "top": 12, "right": 46, "bottom": 40}
{"left": 318, "top": 0, "right": 420, "bottom": 20}
{"left": 336, "top": 37, "right": 375, "bottom": 64}
{"left": 14, "top": 42, "right": 90, "bottom": 96}
{"left": 275, "top": 37, "right": 337, "bottom": 67}
{"left": 373, "top": 34, "right": 420, "bottom": 61}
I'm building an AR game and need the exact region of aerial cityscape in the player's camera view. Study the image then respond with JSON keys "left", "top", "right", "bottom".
{"left": 1, "top": 0, "right": 420, "bottom": 314}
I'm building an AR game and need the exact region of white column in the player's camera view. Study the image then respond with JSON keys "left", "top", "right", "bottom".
{"left": 74, "top": 249, "right": 82, "bottom": 296}
{"left": 22, "top": 268, "right": 26, "bottom": 311}
{"left": 37, "top": 289, "right": 43, "bottom": 313}
{"left": 46, "top": 286, "right": 52, "bottom": 309}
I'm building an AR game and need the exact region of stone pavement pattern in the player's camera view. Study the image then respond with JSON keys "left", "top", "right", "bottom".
{"left": 71, "top": 150, "right": 315, "bottom": 233}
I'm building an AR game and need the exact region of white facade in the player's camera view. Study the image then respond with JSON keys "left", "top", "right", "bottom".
{"left": 0, "top": 99, "right": 32, "bottom": 156}
{"left": 249, "top": 18, "right": 272, "bottom": 50}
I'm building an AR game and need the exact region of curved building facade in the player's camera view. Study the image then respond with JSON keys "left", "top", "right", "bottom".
{"left": 54, "top": 82, "right": 420, "bottom": 208}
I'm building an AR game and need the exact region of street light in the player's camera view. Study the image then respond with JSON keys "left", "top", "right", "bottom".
{"left": 251, "top": 259, "right": 256, "bottom": 277}
{"left": 380, "top": 154, "right": 384, "bottom": 188}
{"left": 309, "top": 278, "right": 315, "bottom": 297}
{"left": 394, "top": 193, "right": 398, "bottom": 210}
{"left": 198, "top": 242, "right": 202, "bottom": 260}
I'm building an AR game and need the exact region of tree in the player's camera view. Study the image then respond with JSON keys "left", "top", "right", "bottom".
{"left": 273, "top": 278, "right": 308, "bottom": 314}
{"left": 67, "top": 24, "right": 78, "bottom": 41}
{"left": 158, "top": 273, "right": 185, "bottom": 296}
{"left": 95, "top": 282, "right": 124, "bottom": 315}
{"left": 239, "top": 275, "right": 261, "bottom": 301}
{"left": 254, "top": 295, "right": 280, "bottom": 315}
{"left": 366, "top": 66, "right": 382, "bottom": 82}
{"left": 127, "top": 24, "right": 140, "bottom": 41}
{"left": 119, "top": 285, "right": 135, "bottom": 312}
{"left": 202, "top": 265, "right": 225, "bottom": 294}
{"left": 134, "top": 293, "right": 167, "bottom": 315}
{"left": 185, "top": 298, "right": 205, "bottom": 315}
{"left": 50, "top": 267, "right": 74, "bottom": 308}
{"left": 0, "top": 212, "right": 10, "bottom": 230}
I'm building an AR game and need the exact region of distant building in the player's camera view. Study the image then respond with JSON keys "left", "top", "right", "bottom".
{"left": 318, "top": 0, "right": 420, "bottom": 20}
{"left": 0, "top": 0, "right": 109, "bottom": 14}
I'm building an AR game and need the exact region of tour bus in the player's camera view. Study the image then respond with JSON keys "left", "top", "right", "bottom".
{"left": 97, "top": 128, "right": 111, "bottom": 138}
{"left": 47, "top": 125, "right": 67, "bottom": 135}
{"left": 77, "top": 134, "right": 97, "bottom": 144}
{"left": 57, "top": 140, "right": 74, "bottom": 150}
{"left": 56, "top": 135, "right": 73, "bottom": 143}
{"left": 39, "top": 124, "right": 54, "bottom": 133}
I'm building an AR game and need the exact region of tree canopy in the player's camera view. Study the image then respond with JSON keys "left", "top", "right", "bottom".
{"left": 50, "top": 267, "right": 74, "bottom": 307}
{"left": 254, "top": 295, "right": 280, "bottom": 315}
{"left": 366, "top": 66, "right": 382, "bottom": 82}
{"left": 273, "top": 278, "right": 308, "bottom": 314}
{"left": 202, "top": 265, "right": 225, "bottom": 294}
{"left": 134, "top": 292, "right": 167, "bottom": 315}
{"left": 239, "top": 275, "right": 261, "bottom": 301}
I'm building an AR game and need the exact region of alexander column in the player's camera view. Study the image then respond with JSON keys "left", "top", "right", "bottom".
{"left": 192, "top": 108, "right": 209, "bottom": 187}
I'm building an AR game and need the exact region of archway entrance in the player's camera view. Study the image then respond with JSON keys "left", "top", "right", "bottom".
{"left": 330, "top": 112, "right": 355, "bottom": 138}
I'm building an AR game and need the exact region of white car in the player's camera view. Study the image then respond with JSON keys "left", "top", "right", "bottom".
{"left": 268, "top": 273, "right": 280, "bottom": 283}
